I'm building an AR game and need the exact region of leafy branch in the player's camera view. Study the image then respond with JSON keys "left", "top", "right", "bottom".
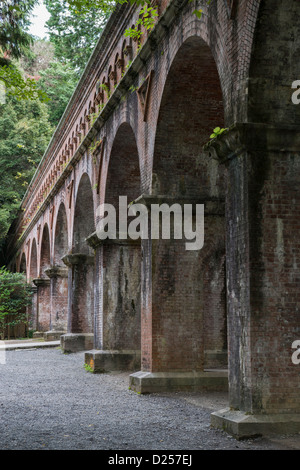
{"left": 0, "top": 64, "right": 49, "bottom": 102}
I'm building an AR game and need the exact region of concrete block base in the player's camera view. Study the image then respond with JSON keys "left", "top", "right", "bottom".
{"left": 211, "top": 408, "right": 300, "bottom": 439}
{"left": 85, "top": 349, "right": 141, "bottom": 373}
{"left": 129, "top": 370, "right": 228, "bottom": 394}
{"left": 60, "top": 333, "right": 94, "bottom": 353}
{"left": 44, "top": 330, "right": 65, "bottom": 342}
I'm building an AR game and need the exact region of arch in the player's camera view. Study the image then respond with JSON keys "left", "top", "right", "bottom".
{"left": 40, "top": 223, "right": 51, "bottom": 278}
{"left": 19, "top": 252, "right": 26, "bottom": 275}
{"left": 73, "top": 173, "right": 95, "bottom": 254}
{"left": 36, "top": 224, "right": 51, "bottom": 332}
{"left": 152, "top": 35, "right": 225, "bottom": 197}
{"left": 122, "top": 39, "right": 132, "bottom": 66}
{"left": 114, "top": 53, "right": 121, "bottom": 82}
{"left": 93, "top": 92, "right": 97, "bottom": 109}
{"left": 51, "top": 202, "right": 69, "bottom": 335}
{"left": 54, "top": 202, "right": 68, "bottom": 265}
{"left": 102, "top": 75, "right": 109, "bottom": 100}
{"left": 30, "top": 238, "right": 38, "bottom": 280}
{"left": 105, "top": 122, "right": 141, "bottom": 209}
{"left": 98, "top": 122, "right": 141, "bottom": 354}
{"left": 145, "top": 35, "right": 227, "bottom": 374}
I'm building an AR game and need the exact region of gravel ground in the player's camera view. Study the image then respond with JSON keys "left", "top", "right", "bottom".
{"left": 0, "top": 347, "right": 299, "bottom": 451}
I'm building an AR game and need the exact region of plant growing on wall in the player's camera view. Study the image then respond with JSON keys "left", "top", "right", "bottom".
{"left": 209, "top": 126, "right": 228, "bottom": 140}
{"left": 0, "top": 267, "right": 32, "bottom": 340}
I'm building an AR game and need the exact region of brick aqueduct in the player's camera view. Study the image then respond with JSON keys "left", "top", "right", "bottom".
{"left": 5, "top": 0, "right": 300, "bottom": 437}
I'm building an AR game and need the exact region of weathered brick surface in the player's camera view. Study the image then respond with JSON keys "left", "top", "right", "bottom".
{"left": 102, "top": 243, "right": 141, "bottom": 350}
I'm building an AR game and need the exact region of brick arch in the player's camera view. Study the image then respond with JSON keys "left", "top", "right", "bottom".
{"left": 105, "top": 122, "right": 141, "bottom": 209}
{"left": 152, "top": 34, "right": 225, "bottom": 197}
{"left": 146, "top": 34, "right": 227, "bottom": 373}
{"left": 102, "top": 75, "right": 109, "bottom": 101}
{"left": 19, "top": 252, "right": 27, "bottom": 275}
{"left": 122, "top": 38, "right": 132, "bottom": 66}
{"left": 114, "top": 52, "right": 121, "bottom": 82}
{"left": 163, "top": 2, "right": 235, "bottom": 124}
{"left": 40, "top": 223, "right": 51, "bottom": 278}
{"left": 29, "top": 238, "right": 38, "bottom": 280}
{"left": 72, "top": 173, "right": 95, "bottom": 255}
{"left": 54, "top": 202, "right": 69, "bottom": 266}
{"left": 99, "top": 121, "right": 142, "bottom": 355}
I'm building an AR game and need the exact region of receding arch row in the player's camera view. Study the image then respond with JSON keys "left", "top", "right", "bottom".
{"left": 18, "top": 28, "right": 227, "bottom": 372}
{"left": 18, "top": 201, "right": 69, "bottom": 281}
{"left": 19, "top": 27, "right": 228, "bottom": 280}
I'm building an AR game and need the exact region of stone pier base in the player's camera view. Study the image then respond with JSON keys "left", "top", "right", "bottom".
{"left": 60, "top": 333, "right": 94, "bottom": 353}
{"left": 44, "top": 330, "right": 65, "bottom": 342}
{"left": 129, "top": 370, "right": 228, "bottom": 394}
{"left": 211, "top": 408, "right": 300, "bottom": 439}
{"left": 85, "top": 349, "right": 141, "bottom": 373}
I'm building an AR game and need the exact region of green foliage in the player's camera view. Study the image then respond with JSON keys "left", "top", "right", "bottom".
{"left": 0, "top": 1, "right": 50, "bottom": 102}
{"left": 0, "top": 90, "right": 53, "bottom": 249}
{"left": 0, "top": 267, "right": 32, "bottom": 340}
{"left": 0, "top": 0, "right": 37, "bottom": 61}
{"left": 38, "top": 61, "right": 78, "bottom": 126}
{"left": 67, "top": 0, "right": 159, "bottom": 42}
{"left": 67, "top": 0, "right": 214, "bottom": 40}
{"left": 124, "top": 2, "right": 158, "bottom": 40}
{"left": 44, "top": 0, "right": 110, "bottom": 74}
{"left": 84, "top": 363, "right": 94, "bottom": 373}
{"left": 66, "top": 0, "right": 116, "bottom": 16}
{"left": 20, "top": 39, "right": 55, "bottom": 76}
{"left": 0, "top": 63, "right": 48, "bottom": 102}
{"left": 209, "top": 127, "right": 228, "bottom": 139}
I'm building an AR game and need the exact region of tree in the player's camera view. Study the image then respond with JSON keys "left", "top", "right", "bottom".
{"left": 0, "top": 0, "right": 37, "bottom": 63}
{"left": 20, "top": 39, "right": 55, "bottom": 76}
{"left": 38, "top": 60, "right": 78, "bottom": 126}
{"left": 44, "top": 0, "right": 110, "bottom": 75}
{"left": 0, "top": 0, "right": 48, "bottom": 102}
{"left": 0, "top": 64, "right": 48, "bottom": 102}
{"left": 0, "top": 267, "right": 32, "bottom": 340}
{"left": 65, "top": 0, "right": 212, "bottom": 37}
{"left": 0, "top": 91, "right": 53, "bottom": 249}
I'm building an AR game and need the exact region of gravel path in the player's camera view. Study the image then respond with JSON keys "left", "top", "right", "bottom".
{"left": 0, "top": 348, "right": 299, "bottom": 451}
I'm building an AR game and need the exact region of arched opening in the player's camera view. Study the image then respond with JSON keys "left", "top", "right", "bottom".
{"left": 61, "top": 173, "right": 95, "bottom": 351}
{"left": 73, "top": 174, "right": 95, "bottom": 255}
{"left": 134, "top": 36, "right": 227, "bottom": 390}
{"left": 37, "top": 224, "right": 51, "bottom": 332}
{"left": 30, "top": 239, "right": 38, "bottom": 280}
{"left": 29, "top": 239, "right": 38, "bottom": 331}
{"left": 19, "top": 252, "right": 26, "bottom": 275}
{"left": 40, "top": 224, "right": 50, "bottom": 278}
{"left": 152, "top": 36, "right": 225, "bottom": 197}
{"left": 105, "top": 123, "right": 141, "bottom": 207}
{"left": 54, "top": 203, "right": 68, "bottom": 265}
{"left": 92, "top": 123, "right": 141, "bottom": 369}
{"left": 47, "top": 203, "right": 69, "bottom": 335}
